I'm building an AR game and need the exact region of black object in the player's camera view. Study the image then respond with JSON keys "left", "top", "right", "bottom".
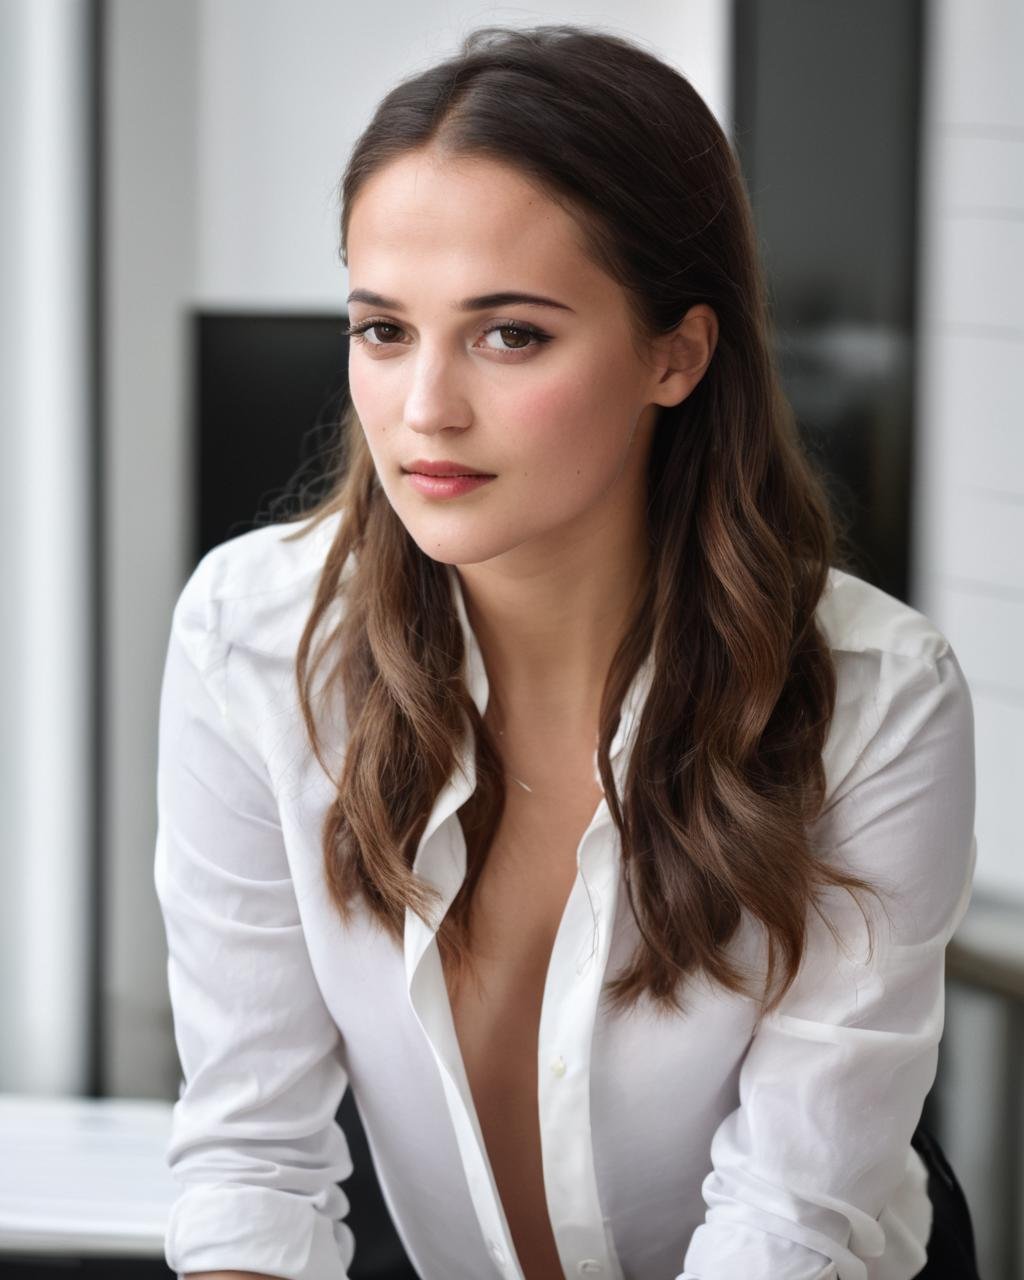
{"left": 195, "top": 311, "right": 351, "bottom": 562}
{"left": 337, "top": 1088, "right": 420, "bottom": 1279}
{"left": 0, "top": 1261, "right": 172, "bottom": 1277}
{"left": 911, "top": 1121, "right": 982, "bottom": 1279}
{"left": 732, "top": 0, "right": 924, "bottom": 604}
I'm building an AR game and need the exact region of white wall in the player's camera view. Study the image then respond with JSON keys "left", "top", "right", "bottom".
{"left": 195, "top": 0, "right": 732, "bottom": 309}
{"left": 0, "top": 0, "right": 93, "bottom": 1093}
{"left": 914, "top": 7, "right": 1024, "bottom": 1273}
{"left": 103, "top": 0, "right": 198, "bottom": 1097}
{"left": 106, "top": 0, "right": 732, "bottom": 1096}
{"left": 913, "top": 0, "right": 1024, "bottom": 902}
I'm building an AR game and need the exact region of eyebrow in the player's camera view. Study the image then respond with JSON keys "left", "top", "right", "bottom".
{"left": 346, "top": 288, "right": 576, "bottom": 314}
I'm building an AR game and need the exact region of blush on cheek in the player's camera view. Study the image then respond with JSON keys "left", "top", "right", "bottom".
{"left": 516, "top": 370, "right": 595, "bottom": 421}
{"left": 510, "top": 377, "right": 599, "bottom": 451}
{"left": 514, "top": 373, "right": 630, "bottom": 469}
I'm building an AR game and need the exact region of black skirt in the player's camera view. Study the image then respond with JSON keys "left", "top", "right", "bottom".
{"left": 910, "top": 1122, "right": 982, "bottom": 1279}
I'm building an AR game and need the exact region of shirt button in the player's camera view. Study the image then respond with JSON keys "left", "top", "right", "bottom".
{"left": 550, "top": 1055, "right": 567, "bottom": 1077}
{"left": 578, "top": 1262, "right": 603, "bottom": 1275}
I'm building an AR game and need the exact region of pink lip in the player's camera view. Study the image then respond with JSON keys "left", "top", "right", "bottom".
{"left": 405, "top": 472, "right": 495, "bottom": 498}
{"left": 403, "top": 459, "right": 494, "bottom": 476}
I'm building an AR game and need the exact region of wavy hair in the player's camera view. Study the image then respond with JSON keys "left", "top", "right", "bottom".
{"left": 283, "top": 23, "right": 882, "bottom": 1017}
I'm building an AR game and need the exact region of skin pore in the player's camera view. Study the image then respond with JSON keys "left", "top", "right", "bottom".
{"left": 345, "top": 146, "right": 717, "bottom": 755}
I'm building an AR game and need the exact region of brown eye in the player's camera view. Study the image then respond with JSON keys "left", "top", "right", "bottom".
{"left": 498, "top": 325, "right": 531, "bottom": 350}
{"left": 366, "top": 322, "right": 401, "bottom": 343}
{"left": 345, "top": 317, "right": 552, "bottom": 356}
{"left": 480, "top": 322, "right": 551, "bottom": 353}
{"left": 343, "top": 319, "right": 404, "bottom": 346}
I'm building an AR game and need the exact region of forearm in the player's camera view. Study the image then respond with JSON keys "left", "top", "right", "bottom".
{"left": 185, "top": 1273, "right": 286, "bottom": 1279}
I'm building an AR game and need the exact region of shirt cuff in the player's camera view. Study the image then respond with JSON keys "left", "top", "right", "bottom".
{"left": 165, "top": 1183, "right": 354, "bottom": 1280}
{"left": 676, "top": 1220, "right": 841, "bottom": 1279}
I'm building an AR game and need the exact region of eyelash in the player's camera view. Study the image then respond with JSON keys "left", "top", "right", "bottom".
{"left": 342, "top": 317, "right": 553, "bottom": 355}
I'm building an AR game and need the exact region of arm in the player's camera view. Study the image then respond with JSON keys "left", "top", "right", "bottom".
{"left": 155, "top": 556, "right": 355, "bottom": 1280}
{"left": 678, "top": 642, "right": 977, "bottom": 1280}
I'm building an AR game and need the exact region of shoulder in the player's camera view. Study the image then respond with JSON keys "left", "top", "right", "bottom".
{"left": 814, "top": 567, "right": 973, "bottom": 804}
{"left": 808, "top": 569, "right": 976, "bottom": 947}
{"left": 172, "top": 509, "right": 344, "bottom": 659}
{"left": 815, "top": 566, "right": 949, "bottom": 664}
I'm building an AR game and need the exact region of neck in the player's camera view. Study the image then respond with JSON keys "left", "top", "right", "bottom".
{"left": 454, "top": 528, "right": 650, "bottom": 736}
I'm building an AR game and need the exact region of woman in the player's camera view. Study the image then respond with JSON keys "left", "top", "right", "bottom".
{"left": 156, "top": 24, "right": 980, "bottom": 1280}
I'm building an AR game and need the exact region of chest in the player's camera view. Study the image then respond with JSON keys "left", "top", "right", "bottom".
{"left": 454, "top": 757, "right": 605, "bottom": 1005}
{"left": 440, "top": 748, "right": 606, "bottom": 1277}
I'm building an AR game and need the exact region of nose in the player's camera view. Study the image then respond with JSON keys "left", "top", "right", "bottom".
{"left": 403, "top": 345, "right": 473, "bottom": 436}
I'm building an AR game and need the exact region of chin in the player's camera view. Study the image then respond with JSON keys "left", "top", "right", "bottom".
{"left": 406, "top": 532, "right": 505, "bottom": 568}
{"left": 396, "top": 512, "right": 528, "bottom": 569}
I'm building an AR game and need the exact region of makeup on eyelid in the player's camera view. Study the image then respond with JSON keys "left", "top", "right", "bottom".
{"left": 343, "top": 317, "right": 553, "bottom": 355}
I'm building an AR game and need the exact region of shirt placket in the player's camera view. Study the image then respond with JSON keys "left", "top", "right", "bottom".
{"left": 536, "top": 797, "right": 627, "bottom": 1280}
{"left": 404, "top": 786, "right": 627, "bottom": 1280}
{"left": 404, "top": 806, "right": 525, "bottom": 1277}
{"left": 403, "top": 570, "right": 526, "bottom": 1276}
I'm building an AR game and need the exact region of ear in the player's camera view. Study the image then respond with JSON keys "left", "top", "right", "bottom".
{"left": 645, "top": 303, "right": 719, "bottom": 409}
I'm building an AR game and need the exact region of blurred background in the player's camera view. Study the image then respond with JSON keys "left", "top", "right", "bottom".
{"left": 0, "top": 0, "right": 1021, "bottom": 1276}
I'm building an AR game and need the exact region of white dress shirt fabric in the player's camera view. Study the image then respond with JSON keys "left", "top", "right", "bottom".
{"left": 155, "top": 512, "right": 977, "bottom": 1280}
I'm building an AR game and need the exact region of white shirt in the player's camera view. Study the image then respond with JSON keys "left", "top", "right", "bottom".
{"left": 154, "top": 512, "right": 977, "bottom": 1280}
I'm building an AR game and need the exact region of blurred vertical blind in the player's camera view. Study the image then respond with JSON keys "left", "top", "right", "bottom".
{"left": 0, "top": 0, "right": 97, "bottom": 1092}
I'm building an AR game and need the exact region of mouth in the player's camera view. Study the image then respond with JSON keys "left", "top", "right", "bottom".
{"left": 402, "top": 461, "right": 496, "bottom": 478}
{"left": 402, "top": 469, "right": 496, "bottom": 498}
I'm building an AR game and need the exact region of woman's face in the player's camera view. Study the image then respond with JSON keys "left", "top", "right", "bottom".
{"left": 344, "top": 148, "right": 675, "bottom": 569}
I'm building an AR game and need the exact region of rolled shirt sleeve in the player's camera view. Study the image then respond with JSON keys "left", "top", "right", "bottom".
{"left": 153, "top": 556, "right": 355, "bottom": 1279}
{"left": 677, "top": 641, "right": 977, "bottom": 1280}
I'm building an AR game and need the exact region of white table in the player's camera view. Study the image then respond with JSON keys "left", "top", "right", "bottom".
{"left": 0, "top": 1093, "right": 177, "bottom": 1258}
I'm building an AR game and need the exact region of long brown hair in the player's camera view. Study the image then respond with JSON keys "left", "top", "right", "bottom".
{"left": 285, "top": 23, "right": 881, "bottom": 1017}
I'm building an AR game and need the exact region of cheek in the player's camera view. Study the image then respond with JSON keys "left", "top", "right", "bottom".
{"left": 347, "top": 360, "right": 381, "bottom": 426}
{"left": 511, "top": 361, "right": 637, "bottom": 478}
{"left": 348, "top": 361, "right": 396, "bottom": 471}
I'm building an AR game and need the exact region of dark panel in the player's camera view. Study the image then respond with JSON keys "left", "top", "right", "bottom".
{"left": 732, "top": 0, "right": 924, "bottom": 600}
{"left": 194, "top": 312, "right": 351, "bottom": 562}
{"left": 0, "top": 1260, "right": 173, "bottom": 1277}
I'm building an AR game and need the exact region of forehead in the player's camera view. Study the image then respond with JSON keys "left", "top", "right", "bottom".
{"left": 345, "top": 149, "right": 611, "bottom": 303}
